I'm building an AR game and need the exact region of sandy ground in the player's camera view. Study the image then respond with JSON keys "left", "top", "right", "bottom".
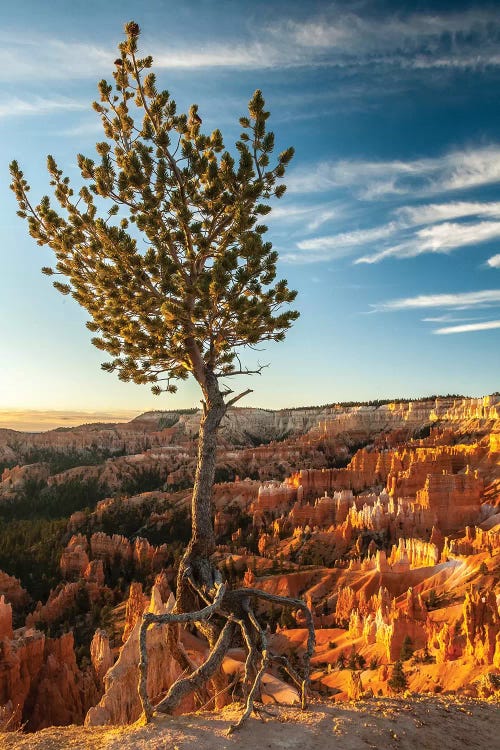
{"left": 1, "top": 696, "right": 499, "bottom": 750}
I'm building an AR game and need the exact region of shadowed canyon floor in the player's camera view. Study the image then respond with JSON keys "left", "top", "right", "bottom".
{"left": 1, "top": 698, "right": 499, "bottom": 750}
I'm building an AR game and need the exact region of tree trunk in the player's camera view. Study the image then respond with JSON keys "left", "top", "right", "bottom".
{"left": 176, "top": 368, "right": 226, "bottom": 604}
{"left": 139, "top": 367, "right": 316, "bottom": 722}
{"left": 190, "top": 370, "right": 226, "bottom": 558}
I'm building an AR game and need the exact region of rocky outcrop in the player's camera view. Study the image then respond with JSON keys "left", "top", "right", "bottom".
{"left": 0, "top": 571, "right": 29, "bottom": 609}
{"left": 388, "top": 538, "right": 440, "bottom": 569}
{"left": 0, "top": 625, "right": 93, "bottom": 731}
{"left": 25, "top": 632, "right": 86, "bottom": 731}
{"left": 0, "top": 626, "right": 45, "bottom": 729}
{"left": 89, "top": 532, "right": 169, "bottom": 574}
{"left": 122, "top": 583, "right": 147, "bottom": 644}
{"left": 60, "top": 535, "right": 90, "bottom": 579}
{"left": 347, "top": 670, "right": 363, "bottom": 700}
{"left": 443, "top": 525, "right": 500, "bottom": 557}
{"left": 0, "top": 597, "right": 13, "bottom": 641}
{"left": 415, "top": 471, "right": 483, "bottom": 533}
{"left": 463, "top": 588, "right": 499, "bottom": 665}
{"left": 348, "top": 587, "right": 427, "bottom": 663}
{"left": 427, "top": 622, "right": 462, "bottom": 663}
{"left": 0, "top": 463, "right": 50, "bottom": 498}
{"left": 26, "top": 581, "right": 109, "bottom": 629}
{"left": 85, "top": 585, "right": 184, "bottom": 726}
{"left": 90, "top": 629, "right": 113, "bottom": 688}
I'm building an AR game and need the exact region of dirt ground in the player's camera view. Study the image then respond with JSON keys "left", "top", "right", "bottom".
{"left": 1, "top": 696, "right": 499, "bottom": 750}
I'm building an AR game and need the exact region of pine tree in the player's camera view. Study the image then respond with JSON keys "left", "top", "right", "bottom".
{"left": 388, "top": 660, "right": 408, "bottom": 693}
{"left": 400, "top": 634, "right": 414, "bottom": 661}
{"left": 9, "top": 21, "right": 312, "bottom": 728}
{"left": 348, "top": 646, "right": 358, "bottom": 670}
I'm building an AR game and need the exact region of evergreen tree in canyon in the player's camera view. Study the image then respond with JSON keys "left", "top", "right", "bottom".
{"left": 10, "top": 22, "right": 314, "bottom": 728}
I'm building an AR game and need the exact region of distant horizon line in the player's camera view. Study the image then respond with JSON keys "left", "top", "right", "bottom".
{"left": 1, "top": 392, "right": 498, "bottom": 433}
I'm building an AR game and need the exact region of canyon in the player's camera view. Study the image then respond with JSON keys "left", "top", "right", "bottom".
{"left": 0, "top": 394, "right": 498, "bottom": 734}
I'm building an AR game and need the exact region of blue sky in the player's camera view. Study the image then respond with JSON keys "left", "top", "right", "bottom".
{"left": 1, "top": 0, "right": 500, "bottom": 424}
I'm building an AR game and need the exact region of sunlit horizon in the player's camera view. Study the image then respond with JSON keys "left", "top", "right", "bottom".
{"left": 2, "top": 388, "right": 498, "bottom": 433}
{"left": 0, "top": 409, "right": 140, "bottom": 433}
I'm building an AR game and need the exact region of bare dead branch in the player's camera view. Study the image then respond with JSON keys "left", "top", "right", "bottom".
{"left": 225, "top": 388, "right": 253, "bottom": 408}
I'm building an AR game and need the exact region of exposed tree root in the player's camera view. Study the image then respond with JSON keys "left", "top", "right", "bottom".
{"left": 137, "top": 573, "right": 316, "bottom": 731}
{"left": 155, "top": 620, "right": 236, "bottom": 714}
{"left": 227, "top": 605, "right": 268, "bottom": 734}
{"left": 138, "top": 573, "right": 226, "bottom": 721}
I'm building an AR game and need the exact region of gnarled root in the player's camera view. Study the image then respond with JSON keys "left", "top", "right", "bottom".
{"left": 227, "top": 605, "right": 268, "bottom": 734}
{"left": 155, "top": 619, "right": 236, "bottom": 714}
{"left": 137, "top": 576, "right": 316, "bottom": 731}
{"left": 137, "top": 573, "right": 226, "bottom": 721}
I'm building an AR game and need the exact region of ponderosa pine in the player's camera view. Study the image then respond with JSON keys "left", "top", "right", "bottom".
{"left": 10, "top": 21, "right": 314, "bottom": 729}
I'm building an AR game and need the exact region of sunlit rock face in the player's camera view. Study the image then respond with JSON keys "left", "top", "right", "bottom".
{"left": 463, "top": 588, "right": 500, "bottom": 666}
{"left": 0, "top": 625, "right": 97, "bottom": 731}
{"left": 56, "top": 532, "right": 170, "bottom": 578}
{"left": 2, "top": 393, "right": 497, "bottom": 462}
{"left": 122, "top": 582, "right": 147, "bottom": 644}
{"left": 90, "top": 629, "right": 113, "bottom": 688}
{"left": 85, "top": 584, "right": 185, "bottom": 727}
{"left": 60, "top": 535, "right": 90, "bottom": 579}
{"left": 415, "top": 471, "right": 483, "bottom": 533}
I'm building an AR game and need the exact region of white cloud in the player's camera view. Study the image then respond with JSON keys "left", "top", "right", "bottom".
{"left": 4, "top": 8, "right": 500, "bottom": 82}
{"left": 374, "top": 290, "right": 500, "bottom": 312}
{"left": 268, "top": 203, "right": 340, "bottom": 232}
{"left": 422, "top": 315, "right": 486, "bottom": 323}
{"left": 277, "top": 8, "right": 500, "bottom": 71}
{"left": 356, "top": 220, "right": 500, "bottom": 264}
{"left": 0, "top": 96, "right": 85, "bottom": 119}
{"left": 397, "top": 201, "right": 500, "bottom": 227}
{"left": 292, "top": 223, "right": 398, "bottom": 262}
{"left": 0, "top": 35, "right": 112, "bottom": 81}
{"left": 154, "top": 43, "right": 288, "bottom": 70}
{"left": 487, "top": 254, "right": 500, "bottom": 268}
{"left": 434, "top": 320, "right": 500, "bottom": 334}
{"left": 287, "top": 146, "right": 500, "bottom": 199}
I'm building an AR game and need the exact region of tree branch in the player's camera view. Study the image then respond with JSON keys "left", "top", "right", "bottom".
{"left": 225, "top": 388, "right": 253, "bottom": 408}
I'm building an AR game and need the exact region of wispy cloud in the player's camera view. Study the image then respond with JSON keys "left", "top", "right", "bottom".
{"left": 434, "top": 320, "right": 500, "bottom": 334}
{"left": 272, "top": 8, "right": 500, "bottom": 72}
{"left": 287, "top": 146, "right": 500, "bottom": 199}
{"left": 0, "top": 35, "right": 111, "bottom": 81}
{"left": 422, "top": 314, "right": 487, "bottom": 323}
{"left": 284, "top": 196, "right": 500, "bottom": 266}
{"left": 55, "top": 120, "right": 103, "bottom": 137}
{"left": 396, "top": 201, "right": 500, "bottom": 227}
{"left": 268, "top": 202, "right": 340, "bottom": 232}
{"left": 356, "top": 220, "right": 500, "bottom": 264}
{"left": 285, "top": 223, "right": 398, "bottom": 263}
{"left": 0, "top": 96, "right": 85, "bottom": 119}
{"left": 374, "top": 290, "right": 500, "bottom": 312}
{"left": 4, "top": 8, "right": 500, "bottom": 81}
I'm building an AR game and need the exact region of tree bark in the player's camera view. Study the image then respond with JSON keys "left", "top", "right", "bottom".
{"left": 190, "top": 369, "right": 226, "bottom": 558}
{"left": 176, "top": 367, "right": 226, "bottom": 610}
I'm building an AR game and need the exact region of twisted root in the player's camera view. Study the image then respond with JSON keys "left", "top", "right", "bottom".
{"left": 137, "top": 574, "right": 316, "bottom": 731}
